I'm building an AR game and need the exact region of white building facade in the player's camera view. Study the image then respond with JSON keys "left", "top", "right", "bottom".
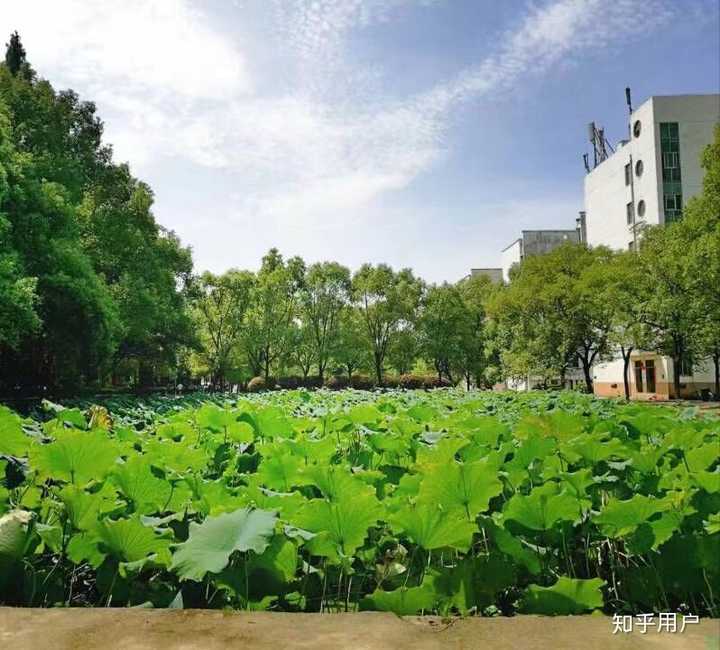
{"left": 585, "top": 94, "right": 720, "bottom": 399}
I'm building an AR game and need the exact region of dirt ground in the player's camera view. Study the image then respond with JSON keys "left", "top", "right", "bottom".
{"left": 1, "top": 609, "right": 718, "bottom": 650}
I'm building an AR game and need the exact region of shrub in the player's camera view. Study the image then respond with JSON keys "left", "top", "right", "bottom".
{"left": 422, "top": 375, "right": 453, "bottom": 389}
{"left": 277, "top": 376, "right": 302, "bottom": 390}
{"left": 350, "top": 374, "right": 375, "bottom": 390}
{"left": 382, "top": 375, "right": 401, "bottom": 389}
{"left": 399, "top": 374, "right": 425, "bottom": 389}
{"left": 325, "top": 376, "right": 349, "bottom": 390}
{"left": 247, "top": 376, "right": 276, "bottom": 392}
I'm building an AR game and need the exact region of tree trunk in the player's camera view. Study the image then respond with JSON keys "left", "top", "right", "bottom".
{"left": 672, "top": 354, "right": 682, "bottom": 399}
{"left": 621, "top": 346, "right": 633, "bottom": 401}
{"left": 374, "top": 353, "right": 383, "bottom": 386}
{"left": 713, "top": 351, "right": 719, "bottom": 398}
{"left": 465, "top": 373, "right": 471, "bottom": 391}
{"left": 580, "top": 356, "right": 594, "bottom": 394}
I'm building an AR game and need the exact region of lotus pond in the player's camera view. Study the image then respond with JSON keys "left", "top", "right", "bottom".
{"left": 0, "top": 390, "right": 718, "bottom": 616}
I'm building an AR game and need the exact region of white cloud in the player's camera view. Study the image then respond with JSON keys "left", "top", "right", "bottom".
{"left": 0, "top": 0, "right": 695, "bottom": 277}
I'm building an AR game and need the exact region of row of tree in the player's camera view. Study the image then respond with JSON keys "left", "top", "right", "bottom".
{"left": 1, "top": 33, "right": 717, "bottom": 396}
{"left": 191, "top": 251, "right": 498, "bottom": 389}
{"left": 193, "top": 127, "right": 719, "bottom": 397}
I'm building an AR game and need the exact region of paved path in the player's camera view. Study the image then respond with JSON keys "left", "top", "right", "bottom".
{"left": 1, "top": 609, "right": 719, "bottom": 649}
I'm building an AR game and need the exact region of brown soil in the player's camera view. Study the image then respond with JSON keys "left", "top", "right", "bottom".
{"left": 1, "top": 609, "right": 718, "bottom": 650}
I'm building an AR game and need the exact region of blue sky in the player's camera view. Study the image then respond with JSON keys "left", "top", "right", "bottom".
{"left": 2, "top": 0, "right": 719, "bottom": 281}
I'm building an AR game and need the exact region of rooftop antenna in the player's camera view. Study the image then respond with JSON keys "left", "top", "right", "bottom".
{"left": 586, "top": 121, "right": 614, "bottom": 172}
{"left": 583, "top": 153, "right": 590, "bottom": 173}
{"left": 625, "top": 87, "right": 633, "bottom": 138}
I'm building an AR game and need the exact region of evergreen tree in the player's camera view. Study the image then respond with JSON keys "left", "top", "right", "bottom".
{"left": 4, "top": 32, "right": 26, "bottom": 76}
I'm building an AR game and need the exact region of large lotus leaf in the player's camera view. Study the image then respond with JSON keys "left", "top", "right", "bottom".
{"left": 60, "top": 485, "right": 105, "bottom": 531}
{"left": 284, "top": 435, "right": 336, "bottom": 464}
{"left": 303, "top": 464, "right": 372, "bottom": 502}
{"left": 567, "top": 434, "right": 628, "bottom": 464}
{"left": 144, "top": 439, "right": 208, "bottom": 474}
{"left": 514, "top": 413, "right": 585, "bottom": 441}
{"left": 503, "top": 482, "right": 580, "bottom": 531}
{"left": 0, "top": 510, "right": 34, "bottom": 560}
{"left": 156, "top": 422, "right": 197, "bottom": 442}
{"left": 255, "top": 408, "right": 293, "bottom": 438}
{"left": 692, "top": 471, "right": 720, "bottom": 493}
{"left": 511, "top": 435, "right": 557, "bottom": 469}
{"left": 521, "top": 577, "right": 605, "bottom": 614}
{"left": 685, "top": 443, "right": 719, "bottom": 472}
{"left": 479, "top": 516, "right": 541, "bottom": 574}
{"left": 418, "top": 460, "right": 502, "bottom": 520}
{"left": 461, "top": 415, "right": 510, "bottom": 447}
{"left": 66, "top": 532, "right": 106, "bottom": 568}
{"left": 171, "top": 508, "right": 277, "bottom": 581}
{"left": 435, "top": 553, "right": 516, "bottom": 614}
{"left": 195, "top": 404, "right": 236, "bottom": 431}
{"left": 256, "top": 454, "right": 308, "bottom": 492}
{"left": 112, "top": 455, "right": 172, "bottom": 514}
{"left": 248, "top": 535, "right": 297, "bottom": 583}
{"left": 415, "top": 437, "right": 467, "bottom": 467}
{"left": 348, "top": 404, "right": 382, "bottom": 425}
{"left": 0, "top": 407, "right": 31, "bottom": 457}
{"left": 30, "top": 430, "right": 121, "bottom": 484}
{"left": 294, "top": 491, "right": 381, "bottom": 558}
{"left": 406, "top": 404, "right": 438, "bottom": 423}
{"left": 592, "top": 494, "right": 671, "bottom": 537}
{"left": 389, "top": 503, "right": 476, "bottom": 551}
{"left": 96, "top": 517, "right": 170, "bottom": 563}
{"left": 361, "top": 574, "right": 438, "bottom": 615}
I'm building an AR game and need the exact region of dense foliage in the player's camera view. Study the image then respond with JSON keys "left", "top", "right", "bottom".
{"left": 1, "top": 390, "right": 718, "bottom": 615}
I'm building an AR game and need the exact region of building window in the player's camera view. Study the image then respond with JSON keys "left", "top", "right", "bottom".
{"left": 645, "top": 360, "right": 656, "bottom": 393}
{"left": 660, "top": 122, "right": 683, "bottom": 221}
{"left": 634, "top": 360, "right": 644, "bottom": 392}
{"left": 633, "top": 120, "right": 641, "bottom": 138}
{"left": 637, "top": 200, "right": 646, "bottom": 217}
{"left": 624, "top": 163, "right": 631, "bottom": 186}
{"left": 626, "top": 202, "right": 634, "bottom": 225}
{"left": 635, "top": 159, "right": 643, "bottom": 177}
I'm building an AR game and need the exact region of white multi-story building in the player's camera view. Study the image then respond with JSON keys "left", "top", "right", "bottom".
{"left": 585, "top": 93, "right": 720, "bottom": 399}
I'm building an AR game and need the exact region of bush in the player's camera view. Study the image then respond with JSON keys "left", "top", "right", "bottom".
{"left": 304, "top": 376, "right": 323, "bottom": 389}
{"left": 382, "top": 375, "right": 401, "bottom": 389}
{"left": 350, "top": 374, "right": 375, "bottom": 390}
{"left": 325, "top": 375, "right": 349, "bottom": 390}
{"left": 399, "top": 374, "right": 425, "bottom": 389}
{"left": 247, "top": 376, "right": 276, "bottom": 392}
{"left": 422, "top": 375, "right": 453, "bottom": 389}
{"left": 277, "top": 375, "right": 302, "bottom": 390}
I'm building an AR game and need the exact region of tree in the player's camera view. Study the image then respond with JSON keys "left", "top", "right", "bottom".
{"left": 387, "top": 327, "right": 418, "bottom": 376}
{"left": 456, "top": 274, "right": 497, "bottom": 389}
{"left": 601, "top": 252, "right": 648, "bottom": 400}
{"left": 193, "top": 270, "right": 254, "bottom": 388}
{"left": 352, "top": 264, "right": 423, "bottom": 385}
{"left": 418, "top": 283, "right": 466, "bottom": 383}
{"left": 300, "top": 261, "right": 350, "bottom": 383}
{"left": 4, "top": 32, "right": 26, "bottom": 77}
{"left": 488, "top": 244, "right": 615, "bottom": 392}
{"left": 242, "top": 249, "right": 305, "bottom": 380}
{"left": 332, "top": 307, "right": 367, "bottom": 381}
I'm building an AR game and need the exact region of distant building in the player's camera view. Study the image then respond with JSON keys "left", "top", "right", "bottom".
{"left": 501, "top": 229, "right": 579, "bottom": 282}
{"left": 584, "top": 93, "right": 720, "bottom": 399}
{"left": 584, "top": 94, "right": 719, "bottom": 251}
{"left": 469, "top": 268, "right": 502, "bottom": 283}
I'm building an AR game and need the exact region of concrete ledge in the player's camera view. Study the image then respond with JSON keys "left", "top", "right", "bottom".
{"left": 0, "top": 608, "right": 718, "bottom": 649}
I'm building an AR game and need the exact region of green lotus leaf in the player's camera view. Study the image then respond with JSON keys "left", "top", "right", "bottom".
{"left": 568, "top": 434, "right": 628, "bottom": 464}
{"left": 59, "top": 485, "right": 104, "bottom": 531}
{"left": 112, "top": 455, "right": 172, "bottom": 514}
{"left": 389, "top": 503, "right": 476, "bottom": 551}
{"left": 685, "top": 443, "right": 719, "bottom": 472}
{"left": 348, "top": 404, "right": 382, "bottom": 425}
{"left": 521, "top": 577, "right": 605, "bottom": 614}
{"left": 66, "top": 532, "right": 106, "bottom": 568}
{"left": 479, "top": 516, "right": 541, "bottom": 574}
{"left": 418, "top": 459, "right": 503, "bottom": 520}
{"left": 171, "top": 508, "right": 277, "bottom": 581}
{"left": 294, "top": 491, "right": 381, "bottom": 558}
{"left": 256, "top": 454, "right": 308, "bottom": 492}
{"left": 592, "top": 494, "right": 671, "bottom": 537}
{"left": 503, "top": 482, "right": 580, "bottom": 531}
{"left": 361, "top": 574, "right": 438, "bottom": 615}
{"left": 30, "top": 430, "right": 121, "bottom": 485}
{"left": 144, "top": 439, "right": 208, "bottom": 474}
{"left": 514, "top": 413, "right": 585, "bottom": 441}
{"left": 406, "top": 404, "right": 438, "bottom": 423}
{"left": 96, "top": 517, "right": 170, "bottom": 564}
{"left": 0, "top": 407, "right": 31, "bottom": 457}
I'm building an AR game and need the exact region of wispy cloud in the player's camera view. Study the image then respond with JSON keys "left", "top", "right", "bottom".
{"left": 0, "top": 0, "right": 702, "bottom": 274}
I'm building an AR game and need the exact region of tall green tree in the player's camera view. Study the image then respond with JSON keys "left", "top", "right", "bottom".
{"left": 4, "top": 32, "right": 26, "bottom": 77}
{"left": 331, "top": 307, "right": 368, "bottom": 381}
{"left": 300, "top": 261, "right": 351, "bottom": 383}
{"left": 352, "top": 264, "right": 423, "bottom": 385}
